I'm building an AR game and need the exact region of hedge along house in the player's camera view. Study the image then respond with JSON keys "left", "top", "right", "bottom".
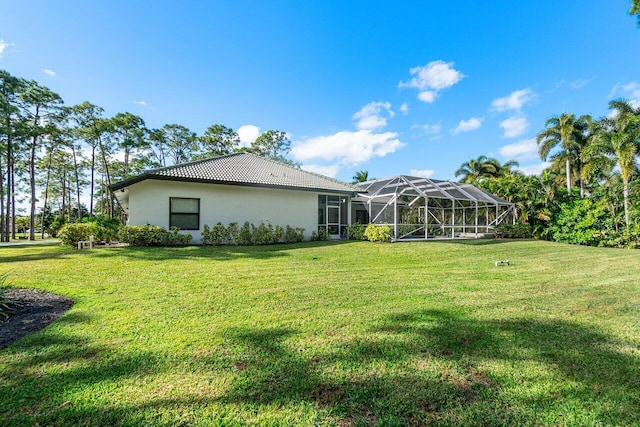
{"left": 352, "top": 175, "right": 516, "bottom": 240}
{"left": 110, "top": 153, "right": 361, "bottom": 244}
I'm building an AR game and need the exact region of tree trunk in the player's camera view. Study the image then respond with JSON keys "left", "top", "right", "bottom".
{"left": 0, "top": 154, "right": 4, "bottom": 242}
{"left": 565, "top": 158, "right": 571, "bottom": 192}
{"left": 40, "top": 145, "right": 53, "bottom": 239}
{"left": 72, "top": 145, "right": 82, "bottom": 221}
{"left": 623, "top": 180, "right": 630, "bottom": 228}
{"left": 11, "top": 159, "right": 16, "bottom": 240}
{"left": 90, "top": 145, "right": 95, "bottom": 217}
{"left": 4, "top": 117, "right": 12, "bottom": 242}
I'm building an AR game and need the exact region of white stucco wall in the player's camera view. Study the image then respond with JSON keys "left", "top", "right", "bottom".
{"left": 126, "top": 180, "right": 321, "bottom": 243}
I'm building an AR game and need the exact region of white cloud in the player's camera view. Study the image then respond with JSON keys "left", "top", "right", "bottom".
{"left": 452, "top": 117, "right": 482, "bottom": 134}
{"left": 519, "top": 162, "right": 551, "bottom": 176}
{"left": 610, "top": 82, "right": 640, "bottom": 106}
{"left": 291, "top": 130, "right": 405, "bottom": 166}
{"left": 491, "top": 88, "right": 536, "bottom": 112}
{"left": 133, "top": 100, "right": 148, "bottom": 106}
{"left": 500, "top": 116, "right": 529, "bottom": 138}
{"left": 399, "top": 60, "right": 465, "bottom": 103}
{"left": 399, "top": 102, "right": 409, "bottom": 114}
{"left": 42, "top": 69, "right": 56, "bottom": 77}
{"left": 301, "top": 164, "right": 340, "bottom": 178}
{"left": 417, "top": 91, "right": 437, "bottom": 103}
{"left": 409, "top": 168, "right": 435, "bottom": 178}
{"left": 414, "top": 123, "right": 441, "bottom": 134}
{"left": 352, "top": 101, "right": 394, "bottom": 130}
{"left": 499, "top": 138, "right": 538, "bottom": 160}
{"left": 0, "top": 38, "right": 12, "bottom": 59}
{"left": 237, "top": 124, "right": 261, "bottom": 147}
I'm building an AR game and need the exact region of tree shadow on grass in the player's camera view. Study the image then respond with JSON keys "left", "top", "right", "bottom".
{"left": 214, "top": 312, "right": 639, "bottom": 425}
{"left": 3, "top": 310, "right": 638, "bottom": 425}
{"left": 0, "top": 244, "right": 74, "bottom": 264}
{"left": 89, "top": 240, "right": 354, "bottom": 262}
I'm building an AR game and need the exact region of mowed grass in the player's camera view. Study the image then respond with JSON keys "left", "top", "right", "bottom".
{"left": 1, "top": 240, "right": 639, "bottom": 426}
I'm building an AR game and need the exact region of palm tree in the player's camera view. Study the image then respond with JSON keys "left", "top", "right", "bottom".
{"left": 537, "top": 113, "right": 589, "bottom": 193}
{"left": 586, "top": 99, "right": 640, "bottom": 227}
{"left": 486, "top": 158, "right": 520, "bottom": 177}
{"left": 455, "top": 155, "right": 497, "bottom": 183}
{"left": 352, "top": 170, "right": 369, "bottom": 183}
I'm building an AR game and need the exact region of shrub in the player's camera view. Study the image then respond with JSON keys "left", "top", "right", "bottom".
{"left": 494, "top": 223, "right": 533, "bottom": 239}
{"left": 364, "top": 223, "right": 393, "bottom": 242}
{"left": 252, "top": 223, "right": 276, "bottom": 245}
{"left": 166, "top": 227, "right": 192, "bottom": 246}
{"left": 227, "top": 222, "right": 239, "bottom": 245}
{"left": 311, "top": 227, "right": 329, "bottom": 241}
{"left": 117, "top": 225, "right": 164, "bottom": 246}
{"left": 82, "top": 215, "right": 121, "bottom": 242}
{"left": 346, "top": 223, "right": 366, "bottom": 240}
{"left": 236, "top": 222, "right": 253, "bottom": 245}
{"left": 58, "top": 223, "right": 95, "bottom": 247}
{"left": 274, "top": 225, "right": 285, "bottom": 243}
{"left": 283, "top": 225, "right": 305, "bottom": 243}
{"left": 202, "top": 222, "right": 228, "bottom": 245}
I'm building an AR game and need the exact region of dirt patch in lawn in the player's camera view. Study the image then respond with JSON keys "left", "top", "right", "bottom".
{"left": 0, "top": 289, "right": 74, "bottom": 350}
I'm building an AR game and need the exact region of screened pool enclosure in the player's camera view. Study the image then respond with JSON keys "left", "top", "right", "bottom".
{"left": 351, "top": 175, "right": 515, "bottom": 240}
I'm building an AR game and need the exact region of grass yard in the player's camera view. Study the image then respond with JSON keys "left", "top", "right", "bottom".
{"left": 0, "top": 240, "right": 639, "bottom": 426}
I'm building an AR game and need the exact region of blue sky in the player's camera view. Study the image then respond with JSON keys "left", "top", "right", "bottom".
{"left": 1, "top": 1, "right": 639, "bottom": 183}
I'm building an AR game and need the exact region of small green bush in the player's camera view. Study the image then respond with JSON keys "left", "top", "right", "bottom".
{"left": 311, "top": 227, "right": 329, "bottom": 241}
{"left": 494, "top": 223, "right": 533, "bottom": 239}
{"left": 284, "top": 225, "right": 305, "bottom": 243}
{"left": 347, "top": 223, "right": 366, "bottom": 240}
{"left": 227, "top": 222, "right": 239, "bottom": 245}
{"left": 58, "top": 223, "right": 95, "bottom": 247}
{"left": 202, "top": 222, "right": 228, "bottom": 245}
{"left": 118, "top": 225, "right": 191, "bottom": 246}
{"left": 364, "top": 223, "right": 393, "bottom": 242}
{"left": 274, "top": 225, "right": 285, "bottom": 243}
{"left": 253, "top": 223, "right": 276, "bottom": 245}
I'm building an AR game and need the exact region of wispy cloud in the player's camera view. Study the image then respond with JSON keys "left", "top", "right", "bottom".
{"left": 399, "top": 60, "right": 465, "bottom": 104}
{"left": 609, "top": 82, "right": 640, "bottom": 106}
{"left": 569, "top": 77, "right": 594, "bottom": 89}
{"left": 491, "top": 88, "right": 536, "bottom": 112}
{"left": 0, "top": 38, "right": 13, "bottom": 60}
{"left": 452, "top": 117, "right": 482, "bottom": 135}
{"left": 500, "top": 116, "right": 529, "bottom": 138}
{"left": 413, "top": 122, "right": 442, "bottom": 135}
{"left": 301, "top": 164, "right": 340, "bottom": 178}
{"left": 518, "top": 161, "right": 551, "bottom": 176}
{"left": 133, "top": 100, "right": 148, "bottom": 107}
{"left": 499, "top": 138, "right": 538, "bottom": 160}
{"left": 291, "top": 130, "right": 405, "bottom": 166}
{"left": 409, "top": 168, "right": 435, "bottom": 178}
{"left": 42, "top": 69, "right": 56, "bottom": 77}
{"left": 352, "top": 101, "right": 394, "bottom": 130}
{"left": 399, "top": 102, "right": 409, "bottom": 115}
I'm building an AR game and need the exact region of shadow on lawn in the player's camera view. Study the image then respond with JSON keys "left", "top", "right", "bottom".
{"left": 89, "top": 240, "right": 353, "bottom": 262}
{"left": 0, "top": 244, "right": 74, "bottom": 264}
{"left": 215, "top": 312, "right": 639, "bottom": 425}
{"left": 2, "top": 309, "right": 638, "bottom": 425}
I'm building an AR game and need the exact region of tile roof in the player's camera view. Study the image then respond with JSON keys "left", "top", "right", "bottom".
{"left": 111, "top": 152, "right": 360, "bottom": 194}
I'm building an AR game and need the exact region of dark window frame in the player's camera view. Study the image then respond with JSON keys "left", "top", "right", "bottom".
{"left": 169, "top": 197, "right": 200, "bottom": 230}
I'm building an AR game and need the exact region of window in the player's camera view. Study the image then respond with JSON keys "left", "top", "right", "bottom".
{"left": 170, "top": 197, "right": 200, "bottom": 230}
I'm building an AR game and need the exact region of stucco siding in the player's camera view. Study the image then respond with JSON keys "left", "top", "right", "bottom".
{"left": 127, "top": 180, "right": 319, "bottom": 243}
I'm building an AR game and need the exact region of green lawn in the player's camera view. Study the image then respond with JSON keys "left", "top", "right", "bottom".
{"left": 1, "top": 240, "right": 639, "bottom": 426}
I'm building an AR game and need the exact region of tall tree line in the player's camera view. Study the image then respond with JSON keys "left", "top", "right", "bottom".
{"left": 0, "top": 70, "right": 293, "bottom": 242}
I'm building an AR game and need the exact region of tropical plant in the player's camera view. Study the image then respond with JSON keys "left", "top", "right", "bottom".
{"left": 537, "top": 113, "right": 591, "bottom": 194}
{"left": 585, "top": 100, "right": 640, "bottom": 227}
{"left": 352, "top": 170, "right": 369, "bottom": 183}
{"left": 455, "top": 155, "right": 498, "bottom": 183}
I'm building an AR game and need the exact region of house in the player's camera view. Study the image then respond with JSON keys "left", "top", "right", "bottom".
{"left": 110, "top": 153, "right": 515, "bottom": 243}
{"left": 110, "top": 153, "right": 360, "bottom": 243}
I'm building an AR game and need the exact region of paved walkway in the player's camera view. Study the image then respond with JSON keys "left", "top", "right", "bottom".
{"left": 0, "top": 239, "right": 60, "bottom": 247}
